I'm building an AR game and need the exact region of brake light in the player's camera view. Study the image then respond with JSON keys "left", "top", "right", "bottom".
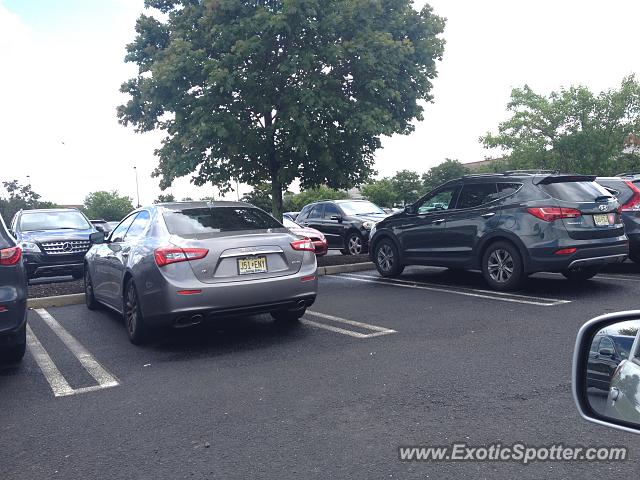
{"left": 621, "top": 181, "right": 640, "bottom": 212}
{"left": 0, "top": 246, "right": 22, "bottom": 266}
{"left": 527, "top": 207, "right": 581, "bottom": 222}
{"left": 290, "top": 239, "right": 315, "bottom": 251}
{"left": 154, "top": 246, "right": 208, "bottom": 267}
{"left": 555, "top": 247, "right": 577, "bottom": 255}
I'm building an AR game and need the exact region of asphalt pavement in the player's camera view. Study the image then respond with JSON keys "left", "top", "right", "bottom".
{"left": 3, "top": 266, "right": 640, "bottom": 479}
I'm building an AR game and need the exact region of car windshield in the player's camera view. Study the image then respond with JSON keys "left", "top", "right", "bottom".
{"left": 613, "top": 337, "right": 635, "bottom": 357}
{"left": 19, "top": 211, "right": 91, "bottom": 231}
{"left": 164, "top": 207, "right": 283, "bottom": 235}
{"left": 338, "top": 201, "right": 385, "bottom": 216}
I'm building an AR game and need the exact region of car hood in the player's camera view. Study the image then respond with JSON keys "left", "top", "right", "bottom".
{"left": 353, "top": 213, "right": 389, "bottom": 223}
{"left": 288, "top": 225, "right": 325, "bottom": 240}
{"left": 18, "top": 228, "right": 96, "bottom": 243}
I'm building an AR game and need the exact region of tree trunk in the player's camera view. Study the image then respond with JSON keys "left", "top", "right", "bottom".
{"left": 270, "top": 175, "right": 283, "bottom": 220}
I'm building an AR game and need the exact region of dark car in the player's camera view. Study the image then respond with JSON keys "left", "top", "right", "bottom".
{"left": 596, "top": 174, "right": 640, "bottom": 262}
{"left": 84, "top": 202, "right": 317, "bottom": 344}
{"left": 0, "top": 213, "right": 27, "bottom": 362}
{"left": 369, "top": 172, "right": 628, "bottom": 290}
{"left": 296, "top": 199, "right": 388, "bottom": 255}
{"left": 587, "top": 334, "right": 635, "bottom": 390}
{"left": 10, "top": 208, "right": 96, "bottom": 279}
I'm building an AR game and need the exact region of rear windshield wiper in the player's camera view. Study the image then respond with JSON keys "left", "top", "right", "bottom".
{"left": 594, "top": 195, "right": 613, "bottom": 202}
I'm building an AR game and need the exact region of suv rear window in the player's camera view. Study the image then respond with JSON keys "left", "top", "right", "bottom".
{"left": 163, "top": 207, "right": 282, "bottom": 235}
{"left": 540, "top": 181, "right": 612, "bottom": 202}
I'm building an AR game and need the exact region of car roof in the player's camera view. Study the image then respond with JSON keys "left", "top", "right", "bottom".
{"left": 154, "top": 200, "right": 253, "bottom": 210}
{"left": 20, "top": 208, "right": 81, "bottom": 214}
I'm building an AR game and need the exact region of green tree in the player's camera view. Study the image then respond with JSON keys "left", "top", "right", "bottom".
{"left": 361, "top": 178, "right": 397, "bottom": 207}
{"left": 154, "top": 193, "right": 175, "bottom": 203}
{"left": 421, "top": 159, "right": 469, "bottom": 192}
{"left": 118, "top": 0, "right": 445, "bottom": 219}
{"left": 241, "top": 183, "right": 273, "bottom": 212}
{"left": 481, "top": 76, "right": 640, "bottom": 175}
{"left": 391, "top": 169, "right": 421, "bottom": 205}
{"left": 83, "top": 191, "right": 134, "bottom": 221}
{"left": 0, "top": 180, "right": 57, "bottom": 223}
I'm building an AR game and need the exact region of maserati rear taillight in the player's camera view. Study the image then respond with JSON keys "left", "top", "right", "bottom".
{"left": 290, "top": 239, "right": 315, "bottom": 251}
{"left": 527, "top": 207, "right": 581, "bottom": 222}
{"left": 0, "top": 246, "right": 22, "bottom": 266}
{"left": 154, "top": 246, "right": 209, "bottom": 267}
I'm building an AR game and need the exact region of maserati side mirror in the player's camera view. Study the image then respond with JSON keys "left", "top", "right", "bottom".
{"left": 573, "top": 311, "right": 640, "bottom": 434}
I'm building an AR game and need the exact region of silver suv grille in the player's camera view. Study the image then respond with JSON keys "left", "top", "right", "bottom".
{"left": 41, "top": 240, "right": 91, "bottom": 255}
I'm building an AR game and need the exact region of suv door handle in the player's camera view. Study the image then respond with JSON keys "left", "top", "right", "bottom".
{"left": 433, "top": 218, "right": 445, "bottom": 224}
{"left": 481, "top": 212, "right": 496, "bottom": 218}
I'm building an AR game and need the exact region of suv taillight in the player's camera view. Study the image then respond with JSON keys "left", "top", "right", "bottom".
{"left": 621, "top": 181, "right": 640, "bottom": 212}
{"left": 0, "top": 246, "right": 22, "bottom": 266}
{"left": 154, "top": 246, "right": 208, "bottom": 267}
{"left": 527, "top": 207, "right": 581, "bottom": 222}
{"left": 290, "top": 239, "right": 315, "bottom": 251}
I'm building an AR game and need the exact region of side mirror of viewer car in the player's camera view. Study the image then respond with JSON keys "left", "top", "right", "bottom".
{"left": 573, "top": 311, "right": 640, "bottom": 434}
{"left": 89, "top": 231, "right": 106, "bottom": 245}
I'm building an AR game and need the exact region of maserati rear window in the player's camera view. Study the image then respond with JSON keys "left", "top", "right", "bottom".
{"left": 163, "top": 207, "right": 283, "bottom": 235}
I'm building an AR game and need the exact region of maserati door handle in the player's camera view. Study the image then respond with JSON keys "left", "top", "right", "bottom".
{"left": 481, "top": 212, "right": 496, "bottom": 218}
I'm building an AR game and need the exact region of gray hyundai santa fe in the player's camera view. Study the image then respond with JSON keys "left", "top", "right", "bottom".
{"left": 84, "top": 202, "right": 318, "bottom": 344}
{"left": 369, "top": 172, "right": 629, "bottom": 291}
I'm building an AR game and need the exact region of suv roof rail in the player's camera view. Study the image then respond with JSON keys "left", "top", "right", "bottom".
{"left": 461, "top": 173, "right": 504, "bottom": 178}
{"left": 615, "top": 172, "right": 640, "bottom": 177}
{"left": 503, "top": 169, "right": 559, "bottom": 175}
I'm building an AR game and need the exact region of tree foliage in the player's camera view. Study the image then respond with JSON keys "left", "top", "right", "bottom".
{"left": 154, "top": 193, "right": 176, "bottom": 203}
{"left": 390, "top": 169, "right": 422, "bottom": 205}
{"left": 0, "top": 180, "right": 58, "bottom": 224}
{"left": 285, "top": 186, "right": 349, "bottom": 212}
{"left": 481, "top": 76, "right": 640, "bottom": 175}
{"left": 360, "top": 178, "right": 397, "bottom": 207}
{"left": 241, "top": 183, "right": 273, "bottom": 212}
{"left": 118, "top": 0, "right": 445, "bottom": 218}
{"left": 83, "top": 191, "right": 134, "bottom": 221}
{"left": 421, "top": 159, "right": 469, "bottom": 191}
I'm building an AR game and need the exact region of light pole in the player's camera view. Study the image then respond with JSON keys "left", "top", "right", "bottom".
{"left": 133, "top": 166, "right": 140, "bottom": 207}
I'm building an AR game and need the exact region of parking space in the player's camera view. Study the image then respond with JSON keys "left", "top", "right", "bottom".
{"left": 2, "top": 268, "right": 640, "bottom": 479}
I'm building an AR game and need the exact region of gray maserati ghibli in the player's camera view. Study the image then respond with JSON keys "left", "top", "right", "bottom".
{"left": 84, "top": 202, "right": 318, "bottom": 344}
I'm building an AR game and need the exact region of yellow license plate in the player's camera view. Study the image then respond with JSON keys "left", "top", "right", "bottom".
{"left": 593, "top": 214, "right": 610, "bottom": 226}
{"left": 238, "top": 256, "right": 268, "bottom": 275}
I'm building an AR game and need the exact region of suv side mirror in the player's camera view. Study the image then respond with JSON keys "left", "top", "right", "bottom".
{"left": 330, "top": 214, "right": 342, "bottom": 222}
{"left": 89, "top": 231, "right": 106, "bottom": 245}
{"left": 404, "top": 205, "right": 416, "bottom": 215}
{"left": 573, "top": 311, "right": 640, "bottom": 434}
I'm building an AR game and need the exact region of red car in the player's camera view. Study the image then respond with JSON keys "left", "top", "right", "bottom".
{"left": 283, "top": 218, "right": 328, "bottom": 256}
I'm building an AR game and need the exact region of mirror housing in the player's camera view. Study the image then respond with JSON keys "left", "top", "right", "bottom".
{"left": 330, "top": 214, "right": 342, "bottom": 222}
{"left": 573, "top": 310, "right": 640, "bottom": 435}
{"left": 404, "top": 205, "right": 416, "bottom": 215}
{"left": 89, "top": 231, "right": 106, "bottom": 245}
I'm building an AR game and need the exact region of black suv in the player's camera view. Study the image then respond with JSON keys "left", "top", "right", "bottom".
{"left": 369, "top": 172, "right": 629, "bottom": 290}
{"left": 10, "top": 208, "right": 96, "bottom": 279}
{"left": 296, "top": 199, "right": 388, "bottom": 255}
{"left": 0, "top": 213, "right": 27, "bottom": 362}
{"left": 596, "top": 174, "right": 640, "bottom": 262}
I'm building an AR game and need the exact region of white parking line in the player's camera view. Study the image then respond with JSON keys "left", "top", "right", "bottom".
{"left": 302, "top": 310, "right": 396, "bottom": 338}
{"left": 26, "top": 325, "right": 75, "bottom": 397}
{"left": 27, "top": 308, "right": 119, "bottom": 397}
{"left": 537, "top": 272, "right": 640, "bottom": 283}
{"left": 338, "top": 273, "right": 571, "bottom": 307}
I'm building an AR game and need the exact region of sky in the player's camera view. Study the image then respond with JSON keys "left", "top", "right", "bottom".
{"left": 1, "top": 0, "right": 639, "bottom": 206}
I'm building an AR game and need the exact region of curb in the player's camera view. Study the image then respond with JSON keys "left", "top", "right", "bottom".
{"left": 27, "top": 262, "right": 376, "bottom": 309}
{"left": 28, "top": 293, "right": 86, "bottom": 309}
{"left": 317, "top": 262, "right": 374, "bottom": 276}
